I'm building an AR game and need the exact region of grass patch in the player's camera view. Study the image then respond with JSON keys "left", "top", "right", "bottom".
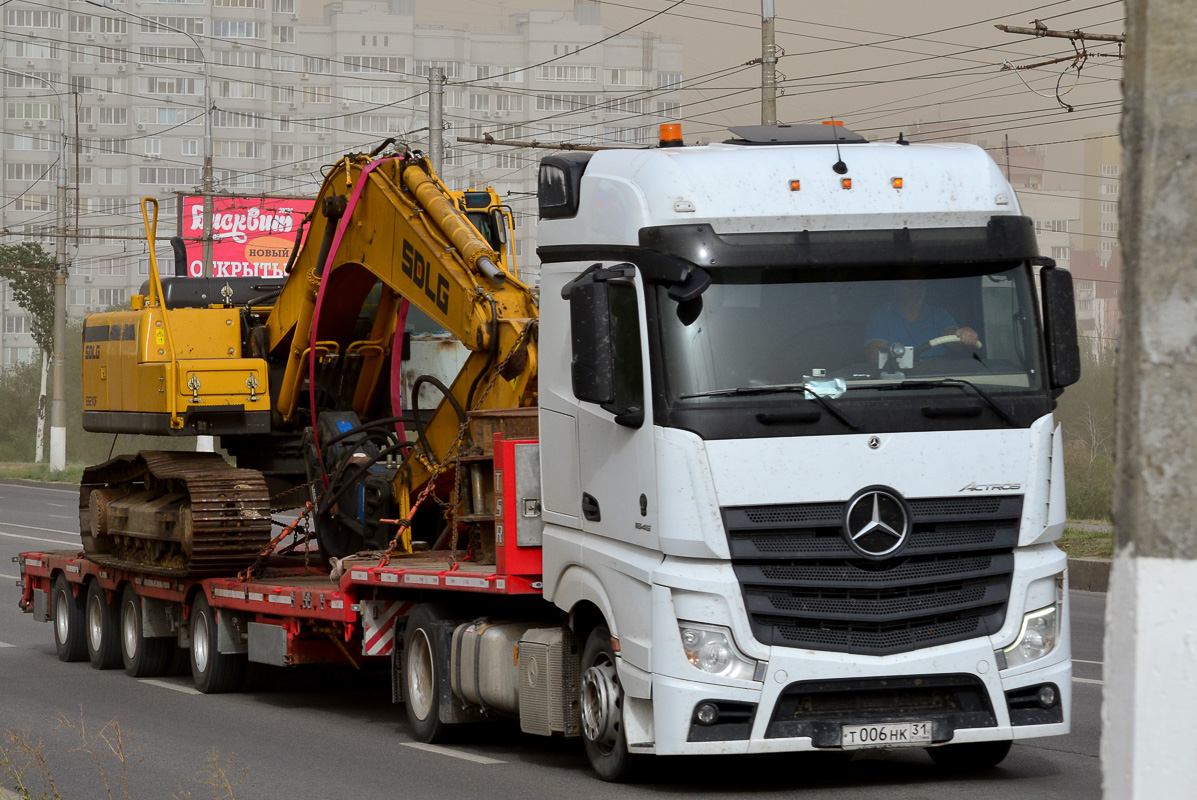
{"left": 1059, "top": 527, "right": 1113, "bottom": 559}
{"left": 0, "top": 463, "right": 84, "bottom": 484}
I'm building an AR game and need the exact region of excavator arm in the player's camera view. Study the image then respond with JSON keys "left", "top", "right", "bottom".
{"left": 262, "top": 148, "right": 538, "bottom": 555}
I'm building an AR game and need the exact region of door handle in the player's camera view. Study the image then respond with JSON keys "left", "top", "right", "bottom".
{"left": 581, "top": 493, "right": 601, "bottom": 522}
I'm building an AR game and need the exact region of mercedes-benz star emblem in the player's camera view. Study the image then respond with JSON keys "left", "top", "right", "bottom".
{"left": 843, "top": 486, "right": 911, "bottom": 559}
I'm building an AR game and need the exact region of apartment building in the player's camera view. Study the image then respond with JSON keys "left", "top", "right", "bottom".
{"left": 0, "top": 0, "right": 683, "bottom": 364}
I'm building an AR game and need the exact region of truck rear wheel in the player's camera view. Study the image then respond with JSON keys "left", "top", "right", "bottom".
{"left": 189, "top": 592, "right": 244, "bottom": 693}
{"left": 926, "top": 739, "right": 1012, "bottom": 771}
{"left": 52, "top": 574, "right": 87, "bottom": 663}
{"left": 120, "top": 584, "right": 171, "bottom": 678}
{"left": 402, "top": 603, "right": 451, "bottom": 743}
{"left": 580, "top": 625, "right": 641, "bottom": 782}
{"left": 85, "top": 580, "right": 122, "bottom": 670}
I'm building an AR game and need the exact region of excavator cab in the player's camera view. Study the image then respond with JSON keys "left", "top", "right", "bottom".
{"left": 454, "top": 189, "right": 516, "bottom": 276}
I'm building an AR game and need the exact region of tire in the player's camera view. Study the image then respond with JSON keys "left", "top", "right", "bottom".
{"left": 927, "top": 739, "right": 1013, "bottom": 771}
{"left": 580, "top": 625, "right": 641, "bottom": 782}
{"left": 189, "top": 592, "right": 244, "bottom": 694}
{"left": 401, "top": 603, "right": 451, "bottom": 743}
{"left": 119, "top": 584, "right": 171, "bottom": 678}
{"left": 85, "top": 580, "right": 122, "bottom": 670}
{"left": 51, "top": 574, "right": 87, "bottom": 663}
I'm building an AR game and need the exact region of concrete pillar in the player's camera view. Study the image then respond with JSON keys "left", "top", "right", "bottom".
{"left": 1103, "top": 1, "right": 1197, "bottom": 797}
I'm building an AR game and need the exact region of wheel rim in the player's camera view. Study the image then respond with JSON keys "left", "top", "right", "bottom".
{"left": 407, "top": 628, "right": 435, "bottom": 721}
{"left": 581, "top": 654, "right": 620, "bottom": 754}
{"left": 87, "top": 594, "right": 103, "bottom": 652}
{"left": 54, "top": 589, "right": 69, "bottom": 643}
{"left": 192, "top": 609, "right": 209, "bottom": 673}
{"left": 122, "top": 600, "right": 138, "bottom": 660}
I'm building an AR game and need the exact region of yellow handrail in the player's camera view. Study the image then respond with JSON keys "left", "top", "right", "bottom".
{"left": 141, "top": 198, "right": 184, "bottom": 430}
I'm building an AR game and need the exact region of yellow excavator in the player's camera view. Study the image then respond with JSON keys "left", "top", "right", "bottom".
{"left": 78, "top": 144, "right": 539, "bottom": 575}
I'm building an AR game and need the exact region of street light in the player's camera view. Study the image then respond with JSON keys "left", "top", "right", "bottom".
{"left": 85, "top": 0, "right": 214, "bottom": 278}
{"left": 0, "top": 68, "right": 70, "bottom": 470}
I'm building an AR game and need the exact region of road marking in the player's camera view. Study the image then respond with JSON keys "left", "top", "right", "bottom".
{"left": 0, "top": 483, "right": 75, "bottom": 495}
{"left": 1072, "top": 659, "right": 1103, "bottom": 665}
{"left": 1073, "top": 677, "right": 1104, "bottom": 685}
{"left": 1, "top": 786, "right": 22, "bottom": 799}
{"left": 139, "top": 679, "right": 201, "bottom": 695}
{"left": 402, "top": 743, "right": 505, "bottom": 764}
{"left": 0, "top": 530, "right": 75, "bottom": 546}
{"left": 0, "top": 573, "right": 18, "bottom": 580}
{"left": 0, "top": 641, "right": 14, "bottom": 648}
{"left": 0, "top": 521, "right": 77, "bottom": 536}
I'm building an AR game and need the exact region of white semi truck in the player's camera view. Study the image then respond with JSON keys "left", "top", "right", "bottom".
{"left": 19, "top": 124, "right": 1078, "bottom": 782}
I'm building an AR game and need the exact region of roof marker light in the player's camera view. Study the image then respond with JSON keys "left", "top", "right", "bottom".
{"left": 789, "top": 179, "right": 801, "bottom": 191}
{"left": 659, "top": 123, "right": 684, "bottom": 148}
{"left": 841, "top": 178, "right": 852, "bottom": 190}
{"left": 891, "top": 177, "right": 904, "bottom": 189}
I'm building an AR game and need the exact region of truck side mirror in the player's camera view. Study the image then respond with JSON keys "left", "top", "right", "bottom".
{"left": 570, "top": 281, "right": 616, "bottom": 406}
{"left": 1040, "top": 266, "right": 1081, "bottom": 389}
{"left": 568, "top": 278, "right": 645, "bottom": 428}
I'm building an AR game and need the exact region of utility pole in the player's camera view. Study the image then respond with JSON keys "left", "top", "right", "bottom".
{"left": 428, "top": 67, "right": 445, "bottom": 176}
{"left": 50, "top": 87, "right": 68, "bottom": 471}
{"left": 760, "top": 0, "right": 778, "bottom": 125}
{"left": 1104, "top": 1, "right": 1197, "bottom": 797}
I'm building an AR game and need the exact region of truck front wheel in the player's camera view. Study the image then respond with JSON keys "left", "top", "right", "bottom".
{"left": 52, "top": 574, "right": 86, "bottom": 662}
{"left": 927, "top": 739, "right": 1012, "bottom": 771}
{"left": 580, "top": 625, "right": 641, "bottom": 782}
{"left": 402, "top": 603, "right": 451, "bottom": 743}
{"left": 85, "top": 580, "right": 122, "bottom": 670}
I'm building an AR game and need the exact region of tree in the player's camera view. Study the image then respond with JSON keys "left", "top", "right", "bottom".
{"left": 0, "top": 242, "right": 58, "bottom": 462}
{"left": 0, "top": 242, "right": 55, "bottom": 354}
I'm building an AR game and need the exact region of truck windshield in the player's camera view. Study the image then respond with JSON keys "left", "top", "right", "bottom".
{"left": 655, "top": 262, "right": 1044, "bottom": 406}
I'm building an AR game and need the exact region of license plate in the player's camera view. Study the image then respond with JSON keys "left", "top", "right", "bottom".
{"left": 840, "top": 721, "right": 933, "bottom": 749}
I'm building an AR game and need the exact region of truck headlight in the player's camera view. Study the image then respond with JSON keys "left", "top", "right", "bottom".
{"left": 1001, "top": 605, "right": 1060, "bottom": 669}
{"left": 678, "top": 622, "right": 759, "bottom": 681}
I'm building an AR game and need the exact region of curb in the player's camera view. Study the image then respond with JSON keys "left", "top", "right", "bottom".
{"left": 1068, "top": 557, "right": 1112, "bottom": 593}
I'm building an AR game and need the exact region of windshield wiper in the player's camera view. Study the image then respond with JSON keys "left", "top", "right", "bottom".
{"left": 681, "top": 383, "right": 861, "bottom": 430}
{"left": 875, "top": 378, "right": 1018, "bottom": 427}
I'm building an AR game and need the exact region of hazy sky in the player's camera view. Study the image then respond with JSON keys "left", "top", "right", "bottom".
{"left": 416, "top": 0, "right": 1124, "bottom": 180}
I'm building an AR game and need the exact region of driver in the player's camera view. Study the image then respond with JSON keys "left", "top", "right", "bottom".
{"left": 864, "top": 279, "right": 978, "bottom": 362}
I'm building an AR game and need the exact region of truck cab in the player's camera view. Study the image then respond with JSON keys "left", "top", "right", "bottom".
{"left": 535, "top": 125, "right": 1078, "bottom": 775}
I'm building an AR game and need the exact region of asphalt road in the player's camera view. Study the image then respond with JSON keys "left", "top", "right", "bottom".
{"left": 0, "top": 479, "right": 1105, "bottom": 799}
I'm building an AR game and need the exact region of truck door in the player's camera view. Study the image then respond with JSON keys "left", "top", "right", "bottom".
{"left": 572, "top": 270, "right": 659, "bottom": 551}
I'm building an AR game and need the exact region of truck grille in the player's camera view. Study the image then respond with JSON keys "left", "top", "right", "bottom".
{"left": 725, "top": 496, "right": 1021, "bottom": 656}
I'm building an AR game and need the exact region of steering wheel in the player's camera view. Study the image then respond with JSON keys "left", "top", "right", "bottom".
{"left": 913, "top": 334, "right": 983, "bottom": 359}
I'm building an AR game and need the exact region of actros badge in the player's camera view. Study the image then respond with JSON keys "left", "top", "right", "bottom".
{"left": 843, "top": 486, "right": 912, "bottom": 560}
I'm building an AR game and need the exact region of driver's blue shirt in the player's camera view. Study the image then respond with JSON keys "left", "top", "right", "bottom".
{"left": 865, "top": 304, "right": 958, "bottom": 357}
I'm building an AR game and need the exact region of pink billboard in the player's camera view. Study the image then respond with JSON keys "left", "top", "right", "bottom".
{"left": 181, "top": 196, "right": 314, "bottom": 278}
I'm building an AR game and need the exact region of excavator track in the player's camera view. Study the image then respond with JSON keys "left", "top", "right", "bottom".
{"left": 78, "top": 451, "right": 271, "bottom": 577}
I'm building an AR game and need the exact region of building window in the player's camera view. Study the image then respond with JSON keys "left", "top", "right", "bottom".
{"left": 181, "top": 138, "right": 198, "bottom": 156}
{"left": 274, "top": 26, "right": 295, "bottom": 44}
{"left": 3, "top": 315, "right": 30, "bottom": 335}
{"left": 1100, "top": 164, "right": 1120, "bottom": 177}
{"left": 1051, "top": 246, "right": 1070, "bottom": 260}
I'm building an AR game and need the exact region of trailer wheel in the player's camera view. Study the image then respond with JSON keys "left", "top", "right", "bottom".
{"left": 51, "top": 574, "right": 87, "bottom": 663}
{"left": 402, "top": 603, "right": 451, "bottom": 743}
{"left": 189, "top": 592, "right": 244, "bottom": 693}
{"left": 580, "top": 625, "right": 641, "bottom": 782}
{"left": 120, "top": 584, "right": 171, "bottom": 678}
{"left": 926, "top": 739, "right": 1012, "bottom": 771}
{"left": 85, "top": 580, "right": 122, "bottom": 670}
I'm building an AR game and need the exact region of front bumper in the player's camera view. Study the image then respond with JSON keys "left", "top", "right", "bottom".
{"left": 647, "top": 640, "right": 1070, "bottom": 756}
